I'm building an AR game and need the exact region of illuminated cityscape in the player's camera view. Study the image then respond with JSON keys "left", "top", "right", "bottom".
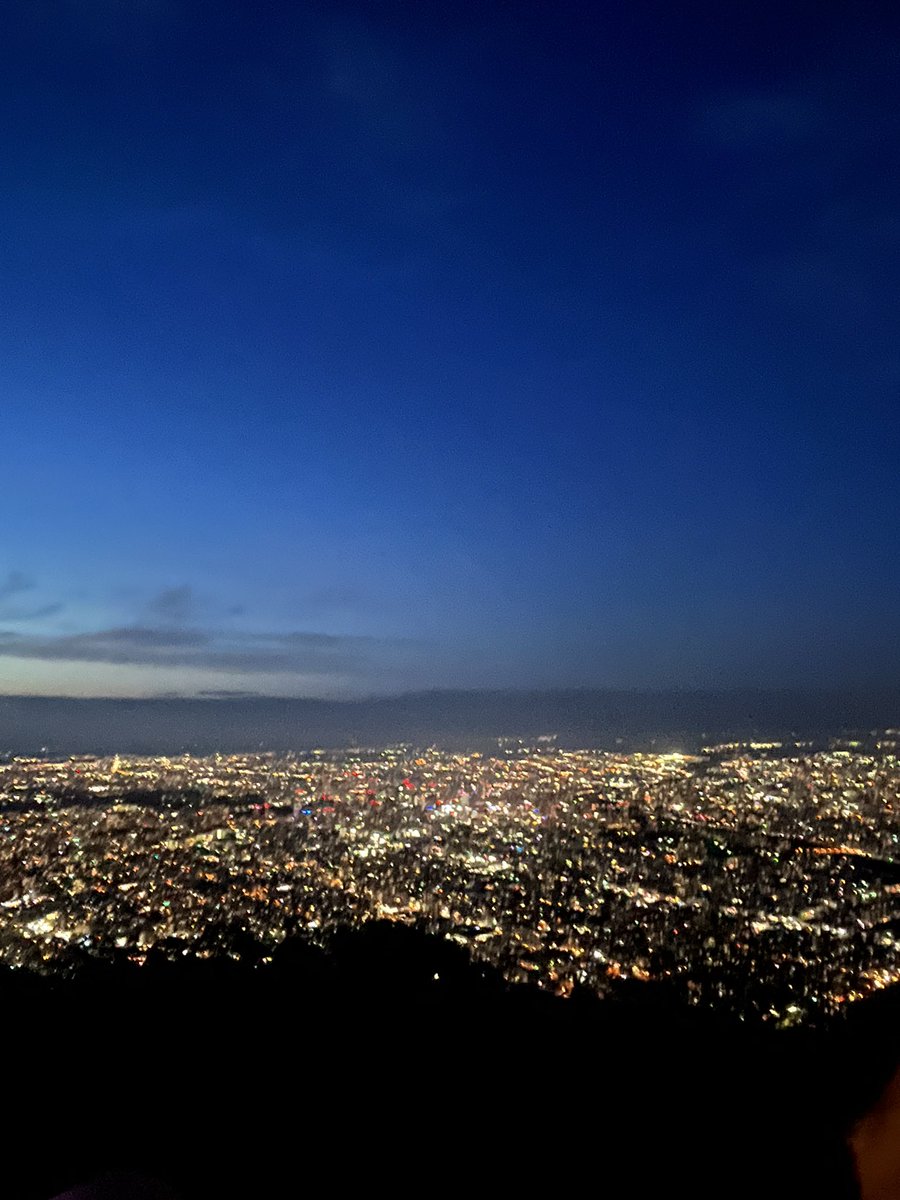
{"left": 6, "top": 0, "right": 900, "bottom": 1191}
{"left": 3, "top": 735, "right": 899, "bottom": 1026}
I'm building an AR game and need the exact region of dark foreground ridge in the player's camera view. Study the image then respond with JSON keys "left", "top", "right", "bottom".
{"left": 3, "top": 924, "right": 896, "bottom": 1200}
{"left": 2, "top": 687, "right": 900, "bottom": 755}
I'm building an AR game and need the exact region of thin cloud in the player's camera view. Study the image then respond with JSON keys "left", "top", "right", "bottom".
{"left": 698, "top": 91, "right": 823, "bottom": 148}
{"left": 0, "top": 625, "right": 397, "bottom": 677}
{"left": 0, "top": 602, "right": 65, "bottom": 622}
{"left": 0, "top": 571, "right": 34, "bottom": 602}
{"left": 0, "top": 574, "right": 63, "bottom": 622}
{"left": 198, "top": 689, "right": 263, "bottom": 699}
{"left": 17, "top": 0, "right": 177, "bottom": 48}
{"left": 147, "top": 585, "right": 194, "bottom": 623}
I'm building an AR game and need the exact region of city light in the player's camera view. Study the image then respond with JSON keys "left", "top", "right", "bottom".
{"left": 1, "top": 738, "right": 897, "bottom": 1024}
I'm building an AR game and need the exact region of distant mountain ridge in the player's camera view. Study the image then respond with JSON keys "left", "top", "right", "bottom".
{"left": 1, "top": 687, "right": 899, "bottom": 755}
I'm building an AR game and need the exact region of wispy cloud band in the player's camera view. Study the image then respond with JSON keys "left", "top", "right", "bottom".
{"left": 0, "top": 625, "right": 393, "bottom": 676}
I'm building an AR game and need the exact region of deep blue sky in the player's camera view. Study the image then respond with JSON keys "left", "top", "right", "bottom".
{"left": 1, "top": 1, "right": 899, "bottom": 698}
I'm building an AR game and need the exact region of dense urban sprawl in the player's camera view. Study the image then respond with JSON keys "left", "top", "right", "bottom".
{"left": 2, "top": 736, "right": 899, "bottom": 1023}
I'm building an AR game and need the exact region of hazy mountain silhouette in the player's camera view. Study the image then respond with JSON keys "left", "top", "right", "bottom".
{"left": 1, "top": 688, "right": 899, "bottom": 755}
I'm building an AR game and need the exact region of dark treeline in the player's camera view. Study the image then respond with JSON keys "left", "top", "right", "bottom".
{"left": 1, "top": 923, "right": 896, "bottom": 1200}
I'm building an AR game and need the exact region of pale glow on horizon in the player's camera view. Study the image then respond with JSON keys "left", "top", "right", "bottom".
{"left": 0, "top": 656, "right": 362, "bottom": 700}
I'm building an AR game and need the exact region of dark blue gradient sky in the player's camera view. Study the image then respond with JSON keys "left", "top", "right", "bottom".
{"left": 2, "top": 1, "right": 899, "bottom": 697}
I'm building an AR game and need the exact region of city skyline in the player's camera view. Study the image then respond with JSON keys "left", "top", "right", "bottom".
{"left": 3, "top": 2, "right": 900, "bottom": 699}
{"left": 4, "top": 737, "right": 898, "bottom": 1024}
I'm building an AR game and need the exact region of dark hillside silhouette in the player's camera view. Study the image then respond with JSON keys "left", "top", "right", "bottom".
{"left": 2, "top": 923, "right": 891, "bottom": 1199}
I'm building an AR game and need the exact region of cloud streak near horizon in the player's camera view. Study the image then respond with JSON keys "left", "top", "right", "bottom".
{"left": 0, "top": 575, "right": 434, "bottom": 698}
{"left": 0, "top": 625, "right": 397, "bottom": 676}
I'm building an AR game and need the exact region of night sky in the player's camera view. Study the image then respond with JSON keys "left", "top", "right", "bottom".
{"left": 2, "top": 1, "right": 899, "bottom": 699}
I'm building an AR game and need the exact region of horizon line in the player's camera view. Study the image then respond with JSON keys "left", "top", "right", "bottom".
{"left": 2, "top": 684, "right": 900, "bottom": 704}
